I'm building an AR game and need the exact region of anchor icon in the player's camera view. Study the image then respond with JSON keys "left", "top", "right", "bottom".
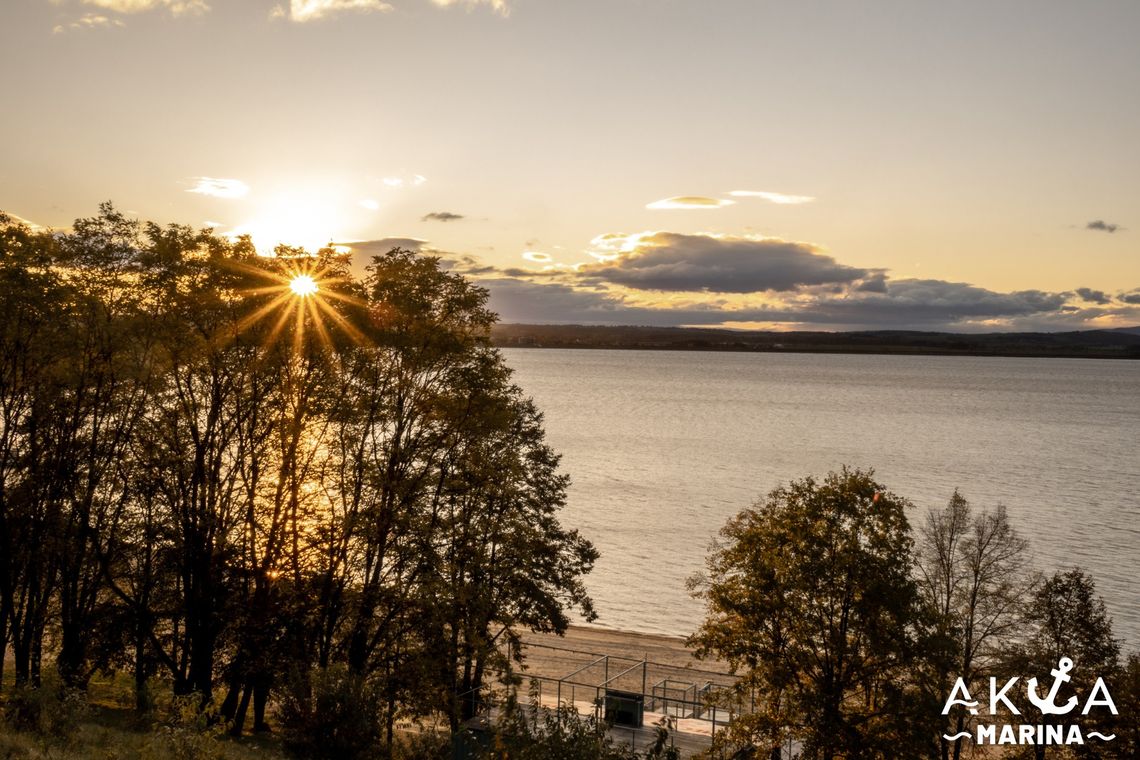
{"left": 1027, "top": 657, "right": 1079, "bottom": 715}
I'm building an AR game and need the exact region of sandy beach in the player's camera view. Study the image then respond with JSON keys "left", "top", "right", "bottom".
{"left": 519, "top": 625, "right": 730, "bottom": 678}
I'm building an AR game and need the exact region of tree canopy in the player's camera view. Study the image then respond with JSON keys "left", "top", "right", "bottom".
{"left": 916, "top": 492, "right": 1036, "bottom": 760}
{"left": 689, "top": 467, "right": 943, "bottom": 760}
{"left": 0, "top": 205, "right": 596, "bottom": 747}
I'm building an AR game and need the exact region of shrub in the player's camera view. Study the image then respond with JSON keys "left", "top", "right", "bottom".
{"left": 0, "top": 730, "right": 36, "bottom": 760}
{"left": 140, "top": 693, "right": 227, "bottom": 760}
{"left": 483, "top": 685, "right": 680, "bottom": 760}
{"left": 394, "top": 729, "right": 450, "bottom": 760}
{"left": 276, "top": 666, "right": 385, "bottom": 760}
{"left": 1, "top": 685, "right": 87, "bottom": 739}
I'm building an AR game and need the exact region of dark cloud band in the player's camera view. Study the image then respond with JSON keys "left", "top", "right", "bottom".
{"left": 1086, "top": 220, "right": 1120, "bottom": 233}
{"left": 422, "top": 211, "right": 465, "bottom": 222}
{"left": 579, "top": 232, "right": 869, "bottom": 294}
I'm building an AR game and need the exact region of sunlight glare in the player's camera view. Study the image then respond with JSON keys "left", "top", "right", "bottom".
{"left": 290, "top": 275, "right": 318, "bottom": 297}
{"left": 226, "top": 189, "right": 344, "bottom": 254}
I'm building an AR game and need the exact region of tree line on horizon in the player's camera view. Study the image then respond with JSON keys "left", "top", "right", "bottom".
{"left": 0, "top": 205, "right": 598, "bottom": 749}
{"left": 489, "top": 323, "right": 1140, "bottom": 359}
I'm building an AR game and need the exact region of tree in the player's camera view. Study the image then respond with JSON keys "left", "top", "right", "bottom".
{"left": 426, "top": 378, "right": 598, "bottom": 729}
{"left": 689, "top": 468, "right": 941, "bottom": 760}
{"left": 1013, "top": 568, "right": 1122, "bottom": 760}
{"left": 304, "top": 249, "right": 597, "bottom": 741}
{"left": 48, "top": 206, "right": 170, "bottom": 690}
{"left": 0, "top": 206, "right": 597, "bottom": 754}
{"left": 0, "top": 212, "right": 70, "bottom": 688}
{"left": 1109, "top": 653, "right": 1140, "bottom": 758}
{"left": 916, "top": 491, "right": 1036, "bottom": 760}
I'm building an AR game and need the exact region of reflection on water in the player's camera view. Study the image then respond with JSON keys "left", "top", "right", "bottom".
{"left": 503, "top": 348, "right": 1140, "bottom": 644}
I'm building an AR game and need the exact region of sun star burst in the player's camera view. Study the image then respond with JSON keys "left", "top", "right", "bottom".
{"left": 226, "top": 255, "right": 367, "bottom": 353}
{"left": 290, "top": 274, "right": 318, "bottom": 296}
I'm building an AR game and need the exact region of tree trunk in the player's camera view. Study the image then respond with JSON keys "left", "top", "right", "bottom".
{"left": 30, "top": 619, "right": 43, "bottom": 688}
{"left": 220, "top": 669, "right": 243, "bottom": 722}
{"left": 134, "top": 633, "right": 150, "bottom": 713}
{"left": 12, "top": 633, "right": 30, "bottom": 687}
{"left": 230, "top": 683, "right": 253, "bottom": 736}
{"left": 951, "top": 712, "right": 965, "bottom": 760}
{"left": 57, "top": 618, "right": 90, "bottom": 689}
{"left": 11, "top": 569, "right": 50, "bottom": 688}
{"left": 0, "top": 603, "right": 8, "bottom": 694}
{"left": 11, "top": 601, "right": 46, "bottom": 688}
{"left": 253, "top": 674, "right": 271, "bottom": 732}
{"left": 190, "top": 634, "right": 215, "bottom": 702}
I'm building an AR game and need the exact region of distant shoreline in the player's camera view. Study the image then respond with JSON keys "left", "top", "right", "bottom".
{"left": 492, "top": 323, "right": 1140, "bottom": 361}
{"left": 499, "top": 343, "right": 1140, "bottom": 360}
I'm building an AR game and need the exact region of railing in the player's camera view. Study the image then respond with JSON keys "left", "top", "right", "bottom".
{"left": 450, "top": 640, "right": 767, "bottom": 757}
{"left": 459, "top": 672, "right": 753, "bottom": 736}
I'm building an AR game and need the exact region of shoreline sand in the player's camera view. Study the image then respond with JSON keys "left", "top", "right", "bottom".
{"left": 518, "top": 624, "right": 733, "bottom": 686}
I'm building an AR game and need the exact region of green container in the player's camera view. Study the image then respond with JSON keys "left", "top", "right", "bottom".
{"left": 604, "top": 689, "right": 644, "bottom": 728}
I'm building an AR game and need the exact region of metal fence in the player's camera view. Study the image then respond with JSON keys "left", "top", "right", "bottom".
{"left": 455, "top": 641, "right": 763, "bottom": 757}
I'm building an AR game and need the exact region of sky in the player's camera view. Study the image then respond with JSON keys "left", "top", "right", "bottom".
{"left": 2, "top": 0, "right": 1139, "bottom": 331}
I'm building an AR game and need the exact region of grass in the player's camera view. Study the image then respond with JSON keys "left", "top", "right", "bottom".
{"left": 0, "top": 666, "right": 290, "bottom": 760}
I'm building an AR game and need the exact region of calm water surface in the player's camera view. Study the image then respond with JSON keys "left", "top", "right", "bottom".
{"left": 502, "top": 349, "right": 1140, "bottom": 644}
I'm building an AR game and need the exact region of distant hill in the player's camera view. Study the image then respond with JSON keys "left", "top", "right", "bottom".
{"left": 491, "top": 324, "right": 1140, "bottom": 359}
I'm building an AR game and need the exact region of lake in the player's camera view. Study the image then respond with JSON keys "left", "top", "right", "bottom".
{"left": 501, "top": 348, "right": 1140, "bottom": 645}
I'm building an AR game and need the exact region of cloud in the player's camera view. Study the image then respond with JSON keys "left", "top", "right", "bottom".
{"left": 332, "top": 237, "right": 427, "bottom": 276}
{"left": 376, "top": 173, "right": 427, "bottom": 188}
{"left": 422, "top": 211, "right": 465, "bottom": 222}
{"left": 271, "top": 0, "right": 392, "bottom": 22}
{"left": 439, "top": 253, "right": 497, "bottom": 275}
{"left": 336, "top": 238, "right": 499, "bottom": 274}
{"left": 729, "top": 190, "right": 815, "bottom": 204}
{"left": 454, "top": 229, "right": 1140, "bottom": 331}
{"left": 359, "top": 199, "right": 380, "bottom": 211}
{"left": 807, "top": 279, "right": 1071, "bottom": 327}
{"left": 430, "top": 0, "right": 509, "bottom": 15}
{"left": 52, "top": 13, "right": 126, "bottom": 32}
{"left": 855, "top": 273, "right": 888, "bottom": 293}
{"left": 1086, "top": 220, "right": 1120, "bottom": 233}
{"left": 575, "top": 232, "right": 870, "bottom": 293}
{"left": 0, "top": 212, "right": 46, "bottom": 231}
{"left": 80, "top": 0, "right": 209, "bottom": 15}
{"left": 646, "top": 196, "right": 735, "bottom": 210}
{"left": 328, "top": 227, "right": 1138, "bottom": 332}
{"left": 339, "top": 237, "right": 428, "bottom": 256}
{"left": 187, "top": 177, "right": 250, "bottom": 199}
{"left": 479, "top": 275, "right": 1119, "bottom": 331}
{"left": 481, "top": 278, "right": 661, "bottom": 325}
{"left": 1075, "top": 287, "right": 1111, "bottom": 305}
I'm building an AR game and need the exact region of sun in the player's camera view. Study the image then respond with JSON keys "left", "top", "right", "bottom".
{"left": 290, "top": 274, "right": 318, "bottom": 297}
{"left": 227, "top": 256, "right": 367, "bottom": 355}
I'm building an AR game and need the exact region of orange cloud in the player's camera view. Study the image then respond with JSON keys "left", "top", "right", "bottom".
{"left": 271, "top": 0, "right": 393, "bottom": 22}
{"left": 646, "top": 196, "right": 735, "bottom": 210}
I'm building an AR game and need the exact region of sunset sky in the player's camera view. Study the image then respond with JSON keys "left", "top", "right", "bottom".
{"left": 3, "top": 0, "right": 1138, "bottom": 330}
